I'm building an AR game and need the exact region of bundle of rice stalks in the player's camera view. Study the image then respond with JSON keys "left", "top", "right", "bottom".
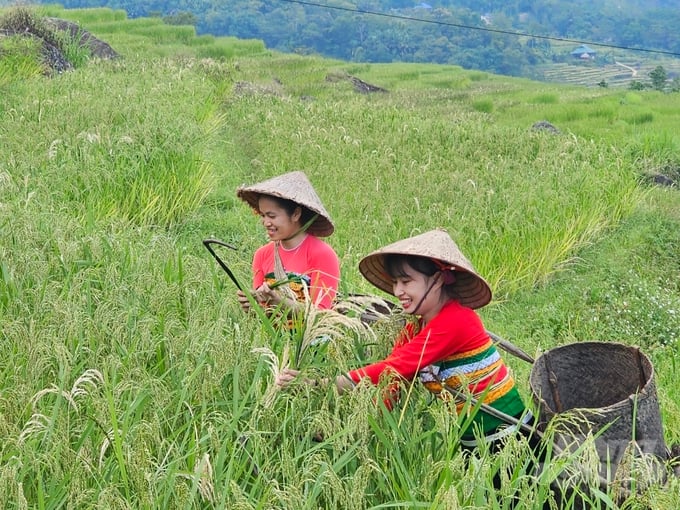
{"left": 252, "top": 284, "right": 395, "bottom": 405}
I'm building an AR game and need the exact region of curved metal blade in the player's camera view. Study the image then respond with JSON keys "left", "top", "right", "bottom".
{"left": 202, "top": 238, "right": 244, "bottom": 292}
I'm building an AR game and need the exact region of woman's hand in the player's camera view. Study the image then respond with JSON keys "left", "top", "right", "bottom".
{"left": 276, "top": 370, "right": 353, "bottom": 394}
{"left": 236, "top": 290, "right": 252, "bottom": 312}
{"left": 253, "top": 282, "right": 281, "bottom": 306}
{"left": 275, "top": 368, "right": 301, "bottom": 389}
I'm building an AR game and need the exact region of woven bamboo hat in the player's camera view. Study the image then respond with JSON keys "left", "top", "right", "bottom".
{"left": 236, "top": 171, "right": 334, "bottom": 237}
{"left": 359, "top": 228, "right": 492, "bottom": 309}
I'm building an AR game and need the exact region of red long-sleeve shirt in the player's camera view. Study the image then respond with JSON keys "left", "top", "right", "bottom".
{"left": 348, "top": 300, "right": 526, "bottom": 435}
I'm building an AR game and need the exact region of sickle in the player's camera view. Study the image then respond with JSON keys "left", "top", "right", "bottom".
{"left": 202, "top": 238, "right": 245, "bottom": 292}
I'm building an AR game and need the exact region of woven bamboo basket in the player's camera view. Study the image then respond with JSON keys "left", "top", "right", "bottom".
{"left": 530, "top": 341, "right": 668, "bottom": 488}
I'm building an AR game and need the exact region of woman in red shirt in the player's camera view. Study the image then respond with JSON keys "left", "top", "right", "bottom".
{"left": 276, "top": 228, "right": 533, "bottom": 449}
{"left": 235, "top": 171, "right": 340, "bottom": 314}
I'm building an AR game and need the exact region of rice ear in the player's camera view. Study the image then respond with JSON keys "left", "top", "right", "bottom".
{"left": 251, "top": 345, "right": 290, "bottom": 407}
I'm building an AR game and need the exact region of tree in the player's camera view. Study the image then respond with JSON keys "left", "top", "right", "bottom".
{"left": 163, "top": 11, "right": 197, "bottom": 26}
{"left": 649, "top": 65, "right": 667, "bottom": 91}
{"left": 629, "top": 80, "right": 645, "bottom": 91}
{"left": 671, "top": 77, "right": 680, "bottom": 93}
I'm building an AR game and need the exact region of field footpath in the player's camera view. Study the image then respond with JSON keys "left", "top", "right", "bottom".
{"left": 614, "top": 61, "right": 638, "bottom": 77}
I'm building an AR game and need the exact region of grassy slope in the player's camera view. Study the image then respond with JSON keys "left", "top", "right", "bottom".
{"left": 1, "top": 5, "right": 679, "bottom": 508}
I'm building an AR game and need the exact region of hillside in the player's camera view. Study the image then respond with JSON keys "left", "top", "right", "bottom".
{"left": 22, "top": 0, "right": 680, "bottom": 86}
{"left": 2, "top": 5, "right": 680, "bottom": 509}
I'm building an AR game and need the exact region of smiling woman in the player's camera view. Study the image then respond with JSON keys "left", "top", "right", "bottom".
{"left": 234, "top": 170, "right": 341, "bottom": 315}
{"left": 276, "top": 228, "right": 538, "bottom": 459}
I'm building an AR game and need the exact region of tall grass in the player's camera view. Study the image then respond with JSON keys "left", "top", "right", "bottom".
{"left": 215, "top": 78, "right": 643, "bottom": 297}
{"left": 1, "top": 6, "right": 679, "bottom": 508}
{"left": 33, "top": 5, "right": 128, "bottom": 24}
{"left": 0, "top": 35, "right": 44, "bottom": 83}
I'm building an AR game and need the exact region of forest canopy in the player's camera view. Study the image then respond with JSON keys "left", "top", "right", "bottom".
{"left": 24, "top": 0, "right": 680, "bottom": 78}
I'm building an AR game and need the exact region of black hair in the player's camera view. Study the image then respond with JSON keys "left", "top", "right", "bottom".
{"left": 258, "top": 194, "right": 316, "bottom": 226}
{"left": 384, "top": 254, "right": 437, "bottom": 279}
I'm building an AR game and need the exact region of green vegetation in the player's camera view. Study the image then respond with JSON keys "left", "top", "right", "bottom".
{"left": 1, "top": 5, "right": 679, "bottom": 508}
{"left": 0, "top": 34, "right": 44, "bottom": 82}
{"left": 26, "top": 0, "right": 680, "bottom": 86}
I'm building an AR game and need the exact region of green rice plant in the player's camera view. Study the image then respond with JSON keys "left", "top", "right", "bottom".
{"left": 532, "top": 93, "right": 559, "bottom": 104}
{"left": 81, "top": 19, "right": 143, "bottom": 35}
{"left": 588, "top": 106, "right": 616, "bottom": 121}
{"left": 472, "top": 98, "right": 494, "bottom": 113}
{"left": 188, "top": 33, "right": 215, "bottom": 47}
{"left": 0, "top": 260, "right": 18, "bottom": 311}
{"left": 624, "top": 92, "right": 644, "bottom": 104}
{"left": 226, "top": 89, "right": 642, "bottom": 296}
{"left": 468, "top": 71, "right": 489, "bottom": 82}
{"left": 9, "top": 368, "right": 106, "bottom": 505}
{"left": 2, "top": 11, "right": 680, "bottom": 506}
{"left": 34, "top": 5, "right": 128, "bottom": 24}
{"left": 251, "top": 284, "right": 382, "bottom": 410}
{"left": 0, "top": 35, "right": 45, "bottom": 81}
{"left": 630, "top": 131, "right": 678, "bottom": 161}
{"left": 132, "top": 24, "right": 196, "bottom": 45}
{"left": 0, "top": 6, "right": 93, "bottom": 71}
{"left": 53, "top": 24, "right": 92, "bottom": 68}
{"left": 625, "top": 111, "right": 654, "bottom": 125}
{"left": 394, "top": 70, "right": 422, "bottom": 81}
{"left": 94, "top": 151, "right": 216, "bottom": 228}
{"left": 554, "top": 105, "right": 585, "bottom": 122}
{"left": 195, "top": 37, "right": 267, "bottom": 59}
{"left": 113, "top": 16, "right": 165, "bottom": 30}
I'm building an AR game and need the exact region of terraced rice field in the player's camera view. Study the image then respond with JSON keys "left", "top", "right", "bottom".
{"left": 538, "top": 59, "right": 680, "bottom": 88}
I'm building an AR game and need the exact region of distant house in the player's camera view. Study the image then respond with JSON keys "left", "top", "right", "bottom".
{"left": 571, "top": 45, "right": 597, "bottom": 60}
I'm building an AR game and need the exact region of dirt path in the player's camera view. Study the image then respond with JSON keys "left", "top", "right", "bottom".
{"left": 614, "top": 61, "right": 637, "bottom": 77}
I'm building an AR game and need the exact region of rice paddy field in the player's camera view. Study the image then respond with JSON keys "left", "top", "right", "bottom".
{"left": 1, "top": 5, "right": 680, "bottom": 509}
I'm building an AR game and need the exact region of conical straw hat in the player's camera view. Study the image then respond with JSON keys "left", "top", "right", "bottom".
{"left": 359, "top": 228, "right": 492, "bottom": 309}
{"left": 236, "top": 171, "right": 334, "bottom": 237}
